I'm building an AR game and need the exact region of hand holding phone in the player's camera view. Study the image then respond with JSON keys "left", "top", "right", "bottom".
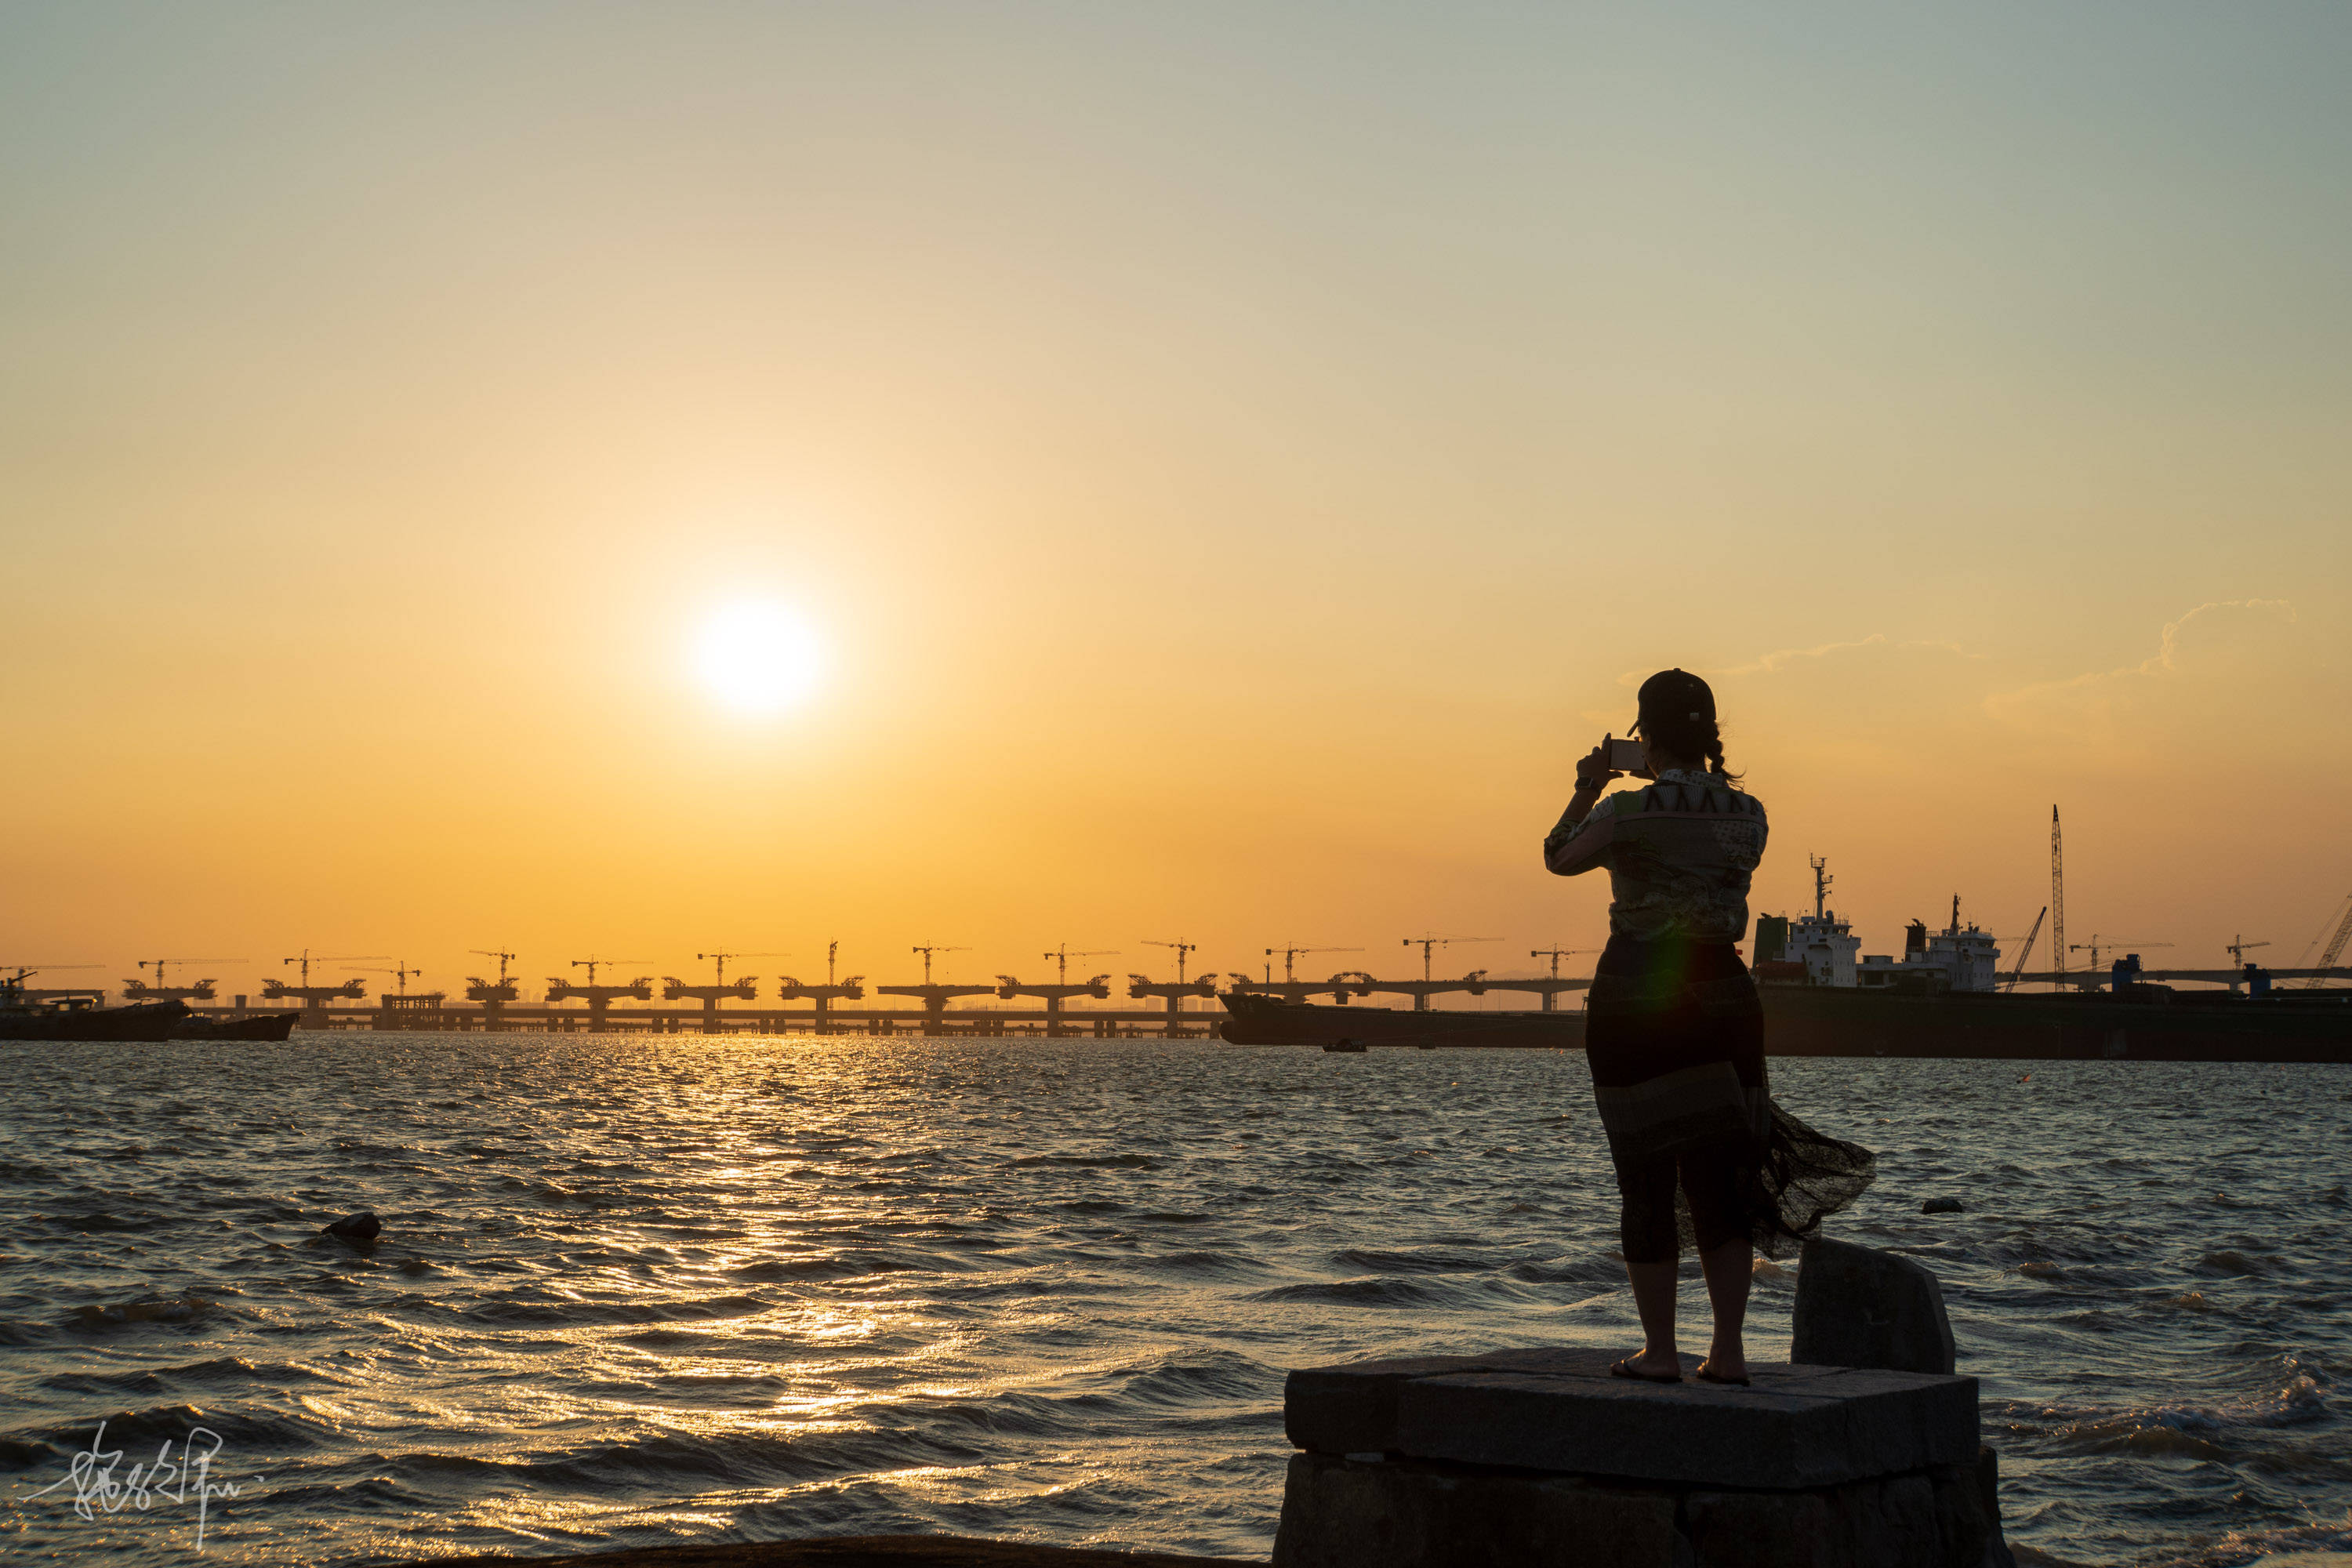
{"left": 1608, "top": 737, "right": 1648, "bottom": 772}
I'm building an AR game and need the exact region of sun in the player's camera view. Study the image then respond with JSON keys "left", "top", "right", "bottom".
{"left": 691, "top": 602, "right": 825, "bottom": 715}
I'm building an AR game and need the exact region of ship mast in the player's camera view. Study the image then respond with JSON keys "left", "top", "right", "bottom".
{"left": 1810, "top": 855, "right": 1832, "bottom": 921}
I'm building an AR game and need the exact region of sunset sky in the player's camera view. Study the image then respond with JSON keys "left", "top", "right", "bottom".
{"left": 6, "top": 4, "right": 2350, "bottom": 1000}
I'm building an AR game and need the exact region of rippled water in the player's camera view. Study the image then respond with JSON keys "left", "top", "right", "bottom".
{"left": 1, "top": 1036, "right": 2347, "bottom": 1566}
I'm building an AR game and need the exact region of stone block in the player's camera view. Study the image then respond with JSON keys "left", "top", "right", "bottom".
{"left": 1791, "top": 1236, "right": 1957, "bottom": 1376}
{"left": 1388, "top": 1363, "right": 1977, "bottom": 1490}
{"left": 1283, "top": 1345, "right": 1621, "bottom": 1455}
{"left": 1270, "top": 1450, "right": 1687, "bottom": 1568}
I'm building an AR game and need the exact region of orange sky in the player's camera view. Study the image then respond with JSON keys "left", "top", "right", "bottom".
{"left": 5, "top": 5, "right": 2350, "bottom": 1000}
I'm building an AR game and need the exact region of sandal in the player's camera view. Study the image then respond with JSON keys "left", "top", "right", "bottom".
{"left": 1610, "top": 1356, "right": 1683, "bottom": 1384}
{"left": 1694, "top": 1363, "right": 1751, "bottom": 1386}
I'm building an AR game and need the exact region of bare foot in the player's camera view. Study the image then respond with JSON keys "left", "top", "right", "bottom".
{"left": 1613, "top": 1348, "right": 1685, "bottom": 1382}
{"left": 1697, "top": 1347, "right": 1750, "bottom": 1385}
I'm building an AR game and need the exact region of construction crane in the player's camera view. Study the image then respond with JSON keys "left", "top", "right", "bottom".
{"left": 2224, "top": 935, "right": 2270, "bottom": 967}
{"left": 1130, "top": 942, "right": 1218, "bottom": 1033}
{"left": 1999, "top": 908, "right": 2047, "bottom": 992}
{"left": 1529, "top": 946, "right": 1601, "bottom": 979}
{"left": 2067, "top": 937, "right": 2172, "bottom": 971}
{"left": 2050, "top": 808, "right": 2067, "bottom": 989}
{"left": 662, "top": 950, "right": 785, "bottom": 1032}
{"left": 1040, "top": 945, "right": 1118, "bottom": 985}
{"left": 695, "top": 950, "right": 786, "bottom": 987}
{"left": 776, "top": 942, "right": 865, "bottom": 1035}
{"left": 350, "top": 961, "right": 431, "bottom": 996}
{"left": 267, "top": 949, "right": 390, "bottom": 1022}
{"left": 1403, "top": 935, "right": 1500, "bottom": 983}
{"left": 466, "top": 949, "right": 521, "bottom": 1029}
{"left": 4, "top": 963, "right": 107, "bottom": 1004}
{"left": 1142, "top": 940, "right": 1201, "bottom": 985}
{"left": 353, "top": 963, "right": 445, "bottom": 1028}
{"left": 568, "top": 956, "right": 650, "bottom": 985}
{"left": 546, "top": 958, "right": 655, "bottom": 1029}
{"left": 996, "top": 967, "right": 1114, "bottom": 1036}
{"left": 1263, "top": 944, "right": 1362, "bottom": 984}
{"left": 2305, "top": 896, "right": 2352, "bottom": 989}
{"left": 878, "top": 946, "right": 989, "bottom": 1034}
{"left": 122, "top": 957, "right": 246, "bottom": 1002}
{"left": 910, "top": 945, "right": 971, "bottom": 985}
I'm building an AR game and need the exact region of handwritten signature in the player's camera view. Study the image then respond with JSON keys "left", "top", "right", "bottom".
{"left": 27, "top": 1420, "right": 265, "bottom": 1552}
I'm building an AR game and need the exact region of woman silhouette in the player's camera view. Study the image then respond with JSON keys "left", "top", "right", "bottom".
{"left": 1545, "top": 669, "right": 1871, "bottom": 1384}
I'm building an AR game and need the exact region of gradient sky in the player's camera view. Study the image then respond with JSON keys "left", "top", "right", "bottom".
{"left": 5, "top": 3, "right": 2350, "bottom": 1000}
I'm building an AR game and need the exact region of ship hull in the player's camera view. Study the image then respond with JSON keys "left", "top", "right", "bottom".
{"left": 170, "top": 1013, "right": 299, "bottom": 1041}
{"left": 0, "top": 1001, "right": 188, "bottom": 1042}
{"left": 1218, "top": 989, "right": 2352, "bottom": 1063}
{"left": 1218, "top": 992, "right": 1584, "bottom": 1049}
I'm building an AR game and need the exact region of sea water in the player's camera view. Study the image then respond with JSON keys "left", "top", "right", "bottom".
{"left": 1, "top": 1036, "right": 2346, "bottom": 1566}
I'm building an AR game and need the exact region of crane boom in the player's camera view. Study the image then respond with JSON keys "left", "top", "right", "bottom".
{"left": 2307, "top": 896, "right": 2352, "bottom": 989}
{"left": 2000, "top": 907, "right": 2046, "bottom": 992}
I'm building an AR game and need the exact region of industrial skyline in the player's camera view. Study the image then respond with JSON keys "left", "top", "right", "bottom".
{"left": 7, "top": 5, "right": 2349, "bottom": 1003}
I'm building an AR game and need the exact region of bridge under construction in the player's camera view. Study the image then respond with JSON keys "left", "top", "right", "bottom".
{"left": 139, "top": 960, "right": 2349, "bottom": 1036}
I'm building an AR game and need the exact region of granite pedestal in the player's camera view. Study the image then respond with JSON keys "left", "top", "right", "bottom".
{"left": 1272, "top": 1346, "right": 2013, "bottom": 1568}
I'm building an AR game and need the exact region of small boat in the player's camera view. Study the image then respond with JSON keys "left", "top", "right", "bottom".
{"left": 0, "top": 970, "right": 186, "bottom": 1042}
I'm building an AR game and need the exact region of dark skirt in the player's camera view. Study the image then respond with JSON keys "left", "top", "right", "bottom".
{"left": 1586, "top": 935, "right": 1875, "bottom": 1258}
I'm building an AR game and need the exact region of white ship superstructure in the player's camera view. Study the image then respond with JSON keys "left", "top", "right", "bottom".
{"left": 1763, "top": 865, "right": 2005, "bottom": 993}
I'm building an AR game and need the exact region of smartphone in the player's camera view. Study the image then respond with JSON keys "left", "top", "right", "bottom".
{"left": 1607, "top": 737, "right": 1647, "bottom": 771}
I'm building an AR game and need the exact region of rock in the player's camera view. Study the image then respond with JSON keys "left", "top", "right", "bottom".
{"left": 1792, "top": 1236, "right": 1958, "bottom": 1377}
{"left": 324, "top": 1211, "right": 383, "bottom": 1241}
{"left": 1923, "top": 1197, "right": 1965, "bottom": 1214}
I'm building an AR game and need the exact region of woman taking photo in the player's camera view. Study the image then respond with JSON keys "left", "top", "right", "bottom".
{"left": 1544, "top": 669, "right": 1871, "bottom": 1385}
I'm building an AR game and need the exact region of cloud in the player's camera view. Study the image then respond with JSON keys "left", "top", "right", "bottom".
{"left": 1613, "top": 635, "right": 1889, "bottom": 688}
{"left": 1984, "top": 599, "right": 2299, "bottom": 734}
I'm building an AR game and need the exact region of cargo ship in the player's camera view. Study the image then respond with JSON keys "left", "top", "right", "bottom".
{"left": 1218, "top": 873, "right": 2352, "bottom": 1063}
{"left": 0, "top": 969, "right": 187, "bottom": 1042}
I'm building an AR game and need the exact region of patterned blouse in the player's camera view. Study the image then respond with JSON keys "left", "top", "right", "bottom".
{"left": 1543, "top": 768, "right": 1769, "bottom": 944}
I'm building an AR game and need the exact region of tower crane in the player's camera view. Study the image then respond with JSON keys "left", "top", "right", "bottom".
{"left": 777, "top": 942, "right": 865, "bottom": 1035}
{"left": 2067, "top": 937, "right": 2172, "bottom": 971}
{"left": 266, "top": 949, "right": 389, "bottom": 1022}
{"left": 1142, "top": 940, "right": 1201, "bottom": 985}
{"left": 350, "top": 960, "right": 429, "bottom": 997}
{"left": 1263, "top": 944, "right": 1362, "bottom": 984}
{"left": 1501, "top": 946, "right": 1601, "bottom": 1012}
{"left": 467, "top": 949, "right": 521, "bottom": 1029}
{"left": 122, "top": 957, "right": 246, "bottom": 1003}
{"left": 546, "top": 958, "right": 655, "bottom": 1030}
{"left": 5, "top": 963, "right": 107, "bottom": 1004}
{"left": 1528, "top": 946, "right": 1600, "bottom": 979}
{"left": 1403, "top": 935, "right": 1500, "bottom": 983}
{"left": 352, "top": 962, "right": 444, "bottom": 1028}
{"left": 1040, "top": 945, "right": 1118, "bottom": 985}
{"left": 879, "top": 946, "right": 989, "bottom": 1035}
{"left": 1130, "top": 942, "right": 1218, "bottom": 1034}
{"left": 2050, "top": 808, "right": 2067, "bottom": 989}
{"left": 662, "top": 950, "right": 784, "bottom": 1033}
{"left": 910, "top": 945, "right": 971, "bottom": 985}
{"left": 2224, "top": 935, "right": 2270, "bottom": 967}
